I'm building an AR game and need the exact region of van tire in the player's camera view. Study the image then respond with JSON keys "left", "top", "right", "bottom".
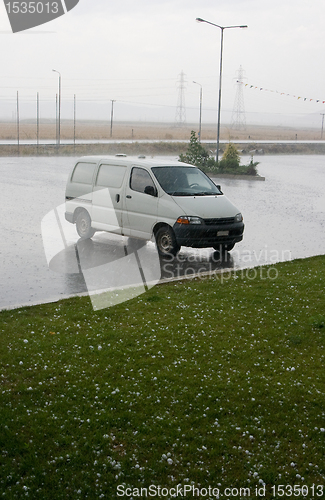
{"left": 155, "top": 226, "right": 179, "bottom": 257}
{"left": 76, "top": 210, "right": 95, "bottom": 239}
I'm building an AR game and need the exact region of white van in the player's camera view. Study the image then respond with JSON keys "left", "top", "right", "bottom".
{"left": 65, "top": 155, "right": 244, "bottom": 256}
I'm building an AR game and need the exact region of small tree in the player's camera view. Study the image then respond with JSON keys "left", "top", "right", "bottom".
{"left": 179, "top": 131, "right": 212, "bottom": 169}
{"left": 219, "top": 143, "right": 241, "bottom": 172}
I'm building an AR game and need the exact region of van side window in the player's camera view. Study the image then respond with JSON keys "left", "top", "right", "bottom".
{"left": 130, "top": 167, "right": 155, "bottom": 194}
{"left": 71, "top": 162, "right": 96, "bottom": 184}
{"left": 96, "top": 164, "right": 127, "bottom": 188}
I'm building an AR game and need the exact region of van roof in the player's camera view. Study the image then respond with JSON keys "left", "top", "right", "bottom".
{"left": 75, "top": 155, "right": 195, "bottom": 169}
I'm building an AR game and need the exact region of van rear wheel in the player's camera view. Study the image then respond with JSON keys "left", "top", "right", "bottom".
{"left": 155, "top": 226, "right": 179, "bottom": 257}
{"left": 76, "top": 210, "right": 95, "bottom": 239}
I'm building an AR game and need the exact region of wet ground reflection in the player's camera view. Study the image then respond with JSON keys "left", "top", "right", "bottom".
{"left": 49, "top": 233, "right": 235, "bottom": 292}
{"left": 159, "top": 247, "right": 235, "bottom": 280}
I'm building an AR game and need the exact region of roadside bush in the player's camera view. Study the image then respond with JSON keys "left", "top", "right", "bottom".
{"left": 179, "top": 130, "right": 212, "bottom": 169}
{"left": 220, "top": 143, "right": 240, "bottom": 169}
{"left": 219, "top": 158, "right": 240, "bottom": 172}
{"left": 245, "top": 159, "right": 259, "bottom": 176}
{"left": 219, "top": 143, "right": 259, "bottom": 175}
{"left": 179, "top": 133, "right": 259, "bottom": 176}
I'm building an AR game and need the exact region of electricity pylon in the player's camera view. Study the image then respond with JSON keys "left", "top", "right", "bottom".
{"left": 231, "top": 66, "right": 246, "bottom": 130}
{"left": 175, "top": 70, "right": 187, "bottom": 127}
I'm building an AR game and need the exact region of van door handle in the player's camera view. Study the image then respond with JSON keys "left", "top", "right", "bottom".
{"left": 126, "top": 195, "right": 132, "bottom": 199}
{"left": 116, "top": 194, "right": 120, "bottom": 203}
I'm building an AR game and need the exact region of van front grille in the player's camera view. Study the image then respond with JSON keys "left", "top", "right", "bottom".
{"left": 204, "top": 217, "right": 235, "bottom": 225}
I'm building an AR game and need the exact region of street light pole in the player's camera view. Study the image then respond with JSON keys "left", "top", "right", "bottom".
{"left": 217, "top": 26, "right": 224, "bottom": 163}
{"left": 321, "top": 113, "right": 325, "bottom": 140}
{"left": 196, "top": 18, "right": 247, "bottom": 163}
{"left": 110, "top": 99, "right": 116, "bottom": 138}
{"left": 74, "top": 94, "right": 76, "bottom": 152}
{"left": 193, "top": 81, "right": 202, "bottom": 142}
{"left": 17, "top": 91, "right": 20, "bottom": 155}
{"left": 37, "top": 91, "right": 39, "bottom": 153}
{"left": 52, "top": 69, "right": 61, "bottom": 146}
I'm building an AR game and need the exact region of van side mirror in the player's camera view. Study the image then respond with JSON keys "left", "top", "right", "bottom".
{"left": 216, "top": 184, "right": 223, "bottom": 194}
{"left": 144, "top": 185, "right": 157, "bottom": 197}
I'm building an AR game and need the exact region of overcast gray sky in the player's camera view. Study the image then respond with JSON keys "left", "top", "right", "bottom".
{"left": 1, "top": 0, "right": 325, "bottom": 127}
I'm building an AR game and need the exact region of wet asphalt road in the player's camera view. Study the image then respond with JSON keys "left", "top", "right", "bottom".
{"left": 1, "top": 155, "right": 325, "bottom": 310}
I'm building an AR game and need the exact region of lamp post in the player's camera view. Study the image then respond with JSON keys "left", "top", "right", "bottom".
{"left": 321, "top": 113, "right": 325, "bottom": 140}
{"left": 196, "top": 18, "right": 247, "bottom": 162}
{"left": 52, "top": 69, "right": 61, "bottom": 146}
{"left": 37, "top": 91, "right": 39, "bottom": 153}
{"left": 74, "top": 94, "right": 76, "bottom": 152}
{"left": 193, "top": 81, "right": 202, "bottom": 142}
{"left": 17, "top": 91, "right": 19, "bottom": 155}
{"left": 110, "top": 99, "right": 116, "bottom": 138}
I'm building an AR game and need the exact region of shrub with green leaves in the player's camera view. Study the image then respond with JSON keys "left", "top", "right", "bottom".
{"left": 179, "top": 133, "right": 259, "bottom": 176}
{"left": 219, "top": 143, "right": 241, "bottom": 172}
{"left": 179, "top": 131, "right": 216, "bottom": 171}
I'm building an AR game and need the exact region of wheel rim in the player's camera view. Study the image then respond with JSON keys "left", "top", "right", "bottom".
{"left": 76, "top": 212, "right": 91, "bottom": 238}
{"left": 159, "top": 232, "right": 173, "bottom": 253}
{"left": 79, "top": 218, "right": 88, "bottom": 234}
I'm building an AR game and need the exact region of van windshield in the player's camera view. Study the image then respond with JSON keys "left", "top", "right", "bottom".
{"left": 151, "top": 166, "right": 222, "bottom": 196}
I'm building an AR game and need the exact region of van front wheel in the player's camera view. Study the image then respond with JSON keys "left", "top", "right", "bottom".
{"left": 76, "top": 210, "right": 95, "bottom": 239}
{"left": 155, "top": 226, "right": 179, "bottom": 257}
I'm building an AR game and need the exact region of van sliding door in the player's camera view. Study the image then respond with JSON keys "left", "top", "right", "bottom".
{"left": 92, "top": 163, "right": 127, "bottom": 234}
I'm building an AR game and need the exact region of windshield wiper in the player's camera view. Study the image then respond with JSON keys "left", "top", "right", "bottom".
{"left": 169, "top": 190, "right": 219, "bottom": 196}
{"left": 193, "top": 191, "right": 217, "bottom": 196}
{"left": 169, "top": 191, "right": 190, "bottom": 196}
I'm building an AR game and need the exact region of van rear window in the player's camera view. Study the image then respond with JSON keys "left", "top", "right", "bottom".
{"left": 96, "top": 164, "right": 127, "bottom": 188}
{"left": 71, "top": 162, "right": 96, "bottom": 184}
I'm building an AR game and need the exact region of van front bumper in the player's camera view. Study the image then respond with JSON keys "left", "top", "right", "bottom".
{"left": 173, "top": 220, "right": 244, "bottom": 249}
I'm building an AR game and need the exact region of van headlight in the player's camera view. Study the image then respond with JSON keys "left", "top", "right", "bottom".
{"left": 234, "top": 213, "right": 243, "bottom": 223}
{"left": 176, "top": 216, "right": 203, "bottom": 225}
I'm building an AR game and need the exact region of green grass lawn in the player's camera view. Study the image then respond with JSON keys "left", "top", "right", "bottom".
{"left": 1, "top": 256, "right": 325, "bottom": 499}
